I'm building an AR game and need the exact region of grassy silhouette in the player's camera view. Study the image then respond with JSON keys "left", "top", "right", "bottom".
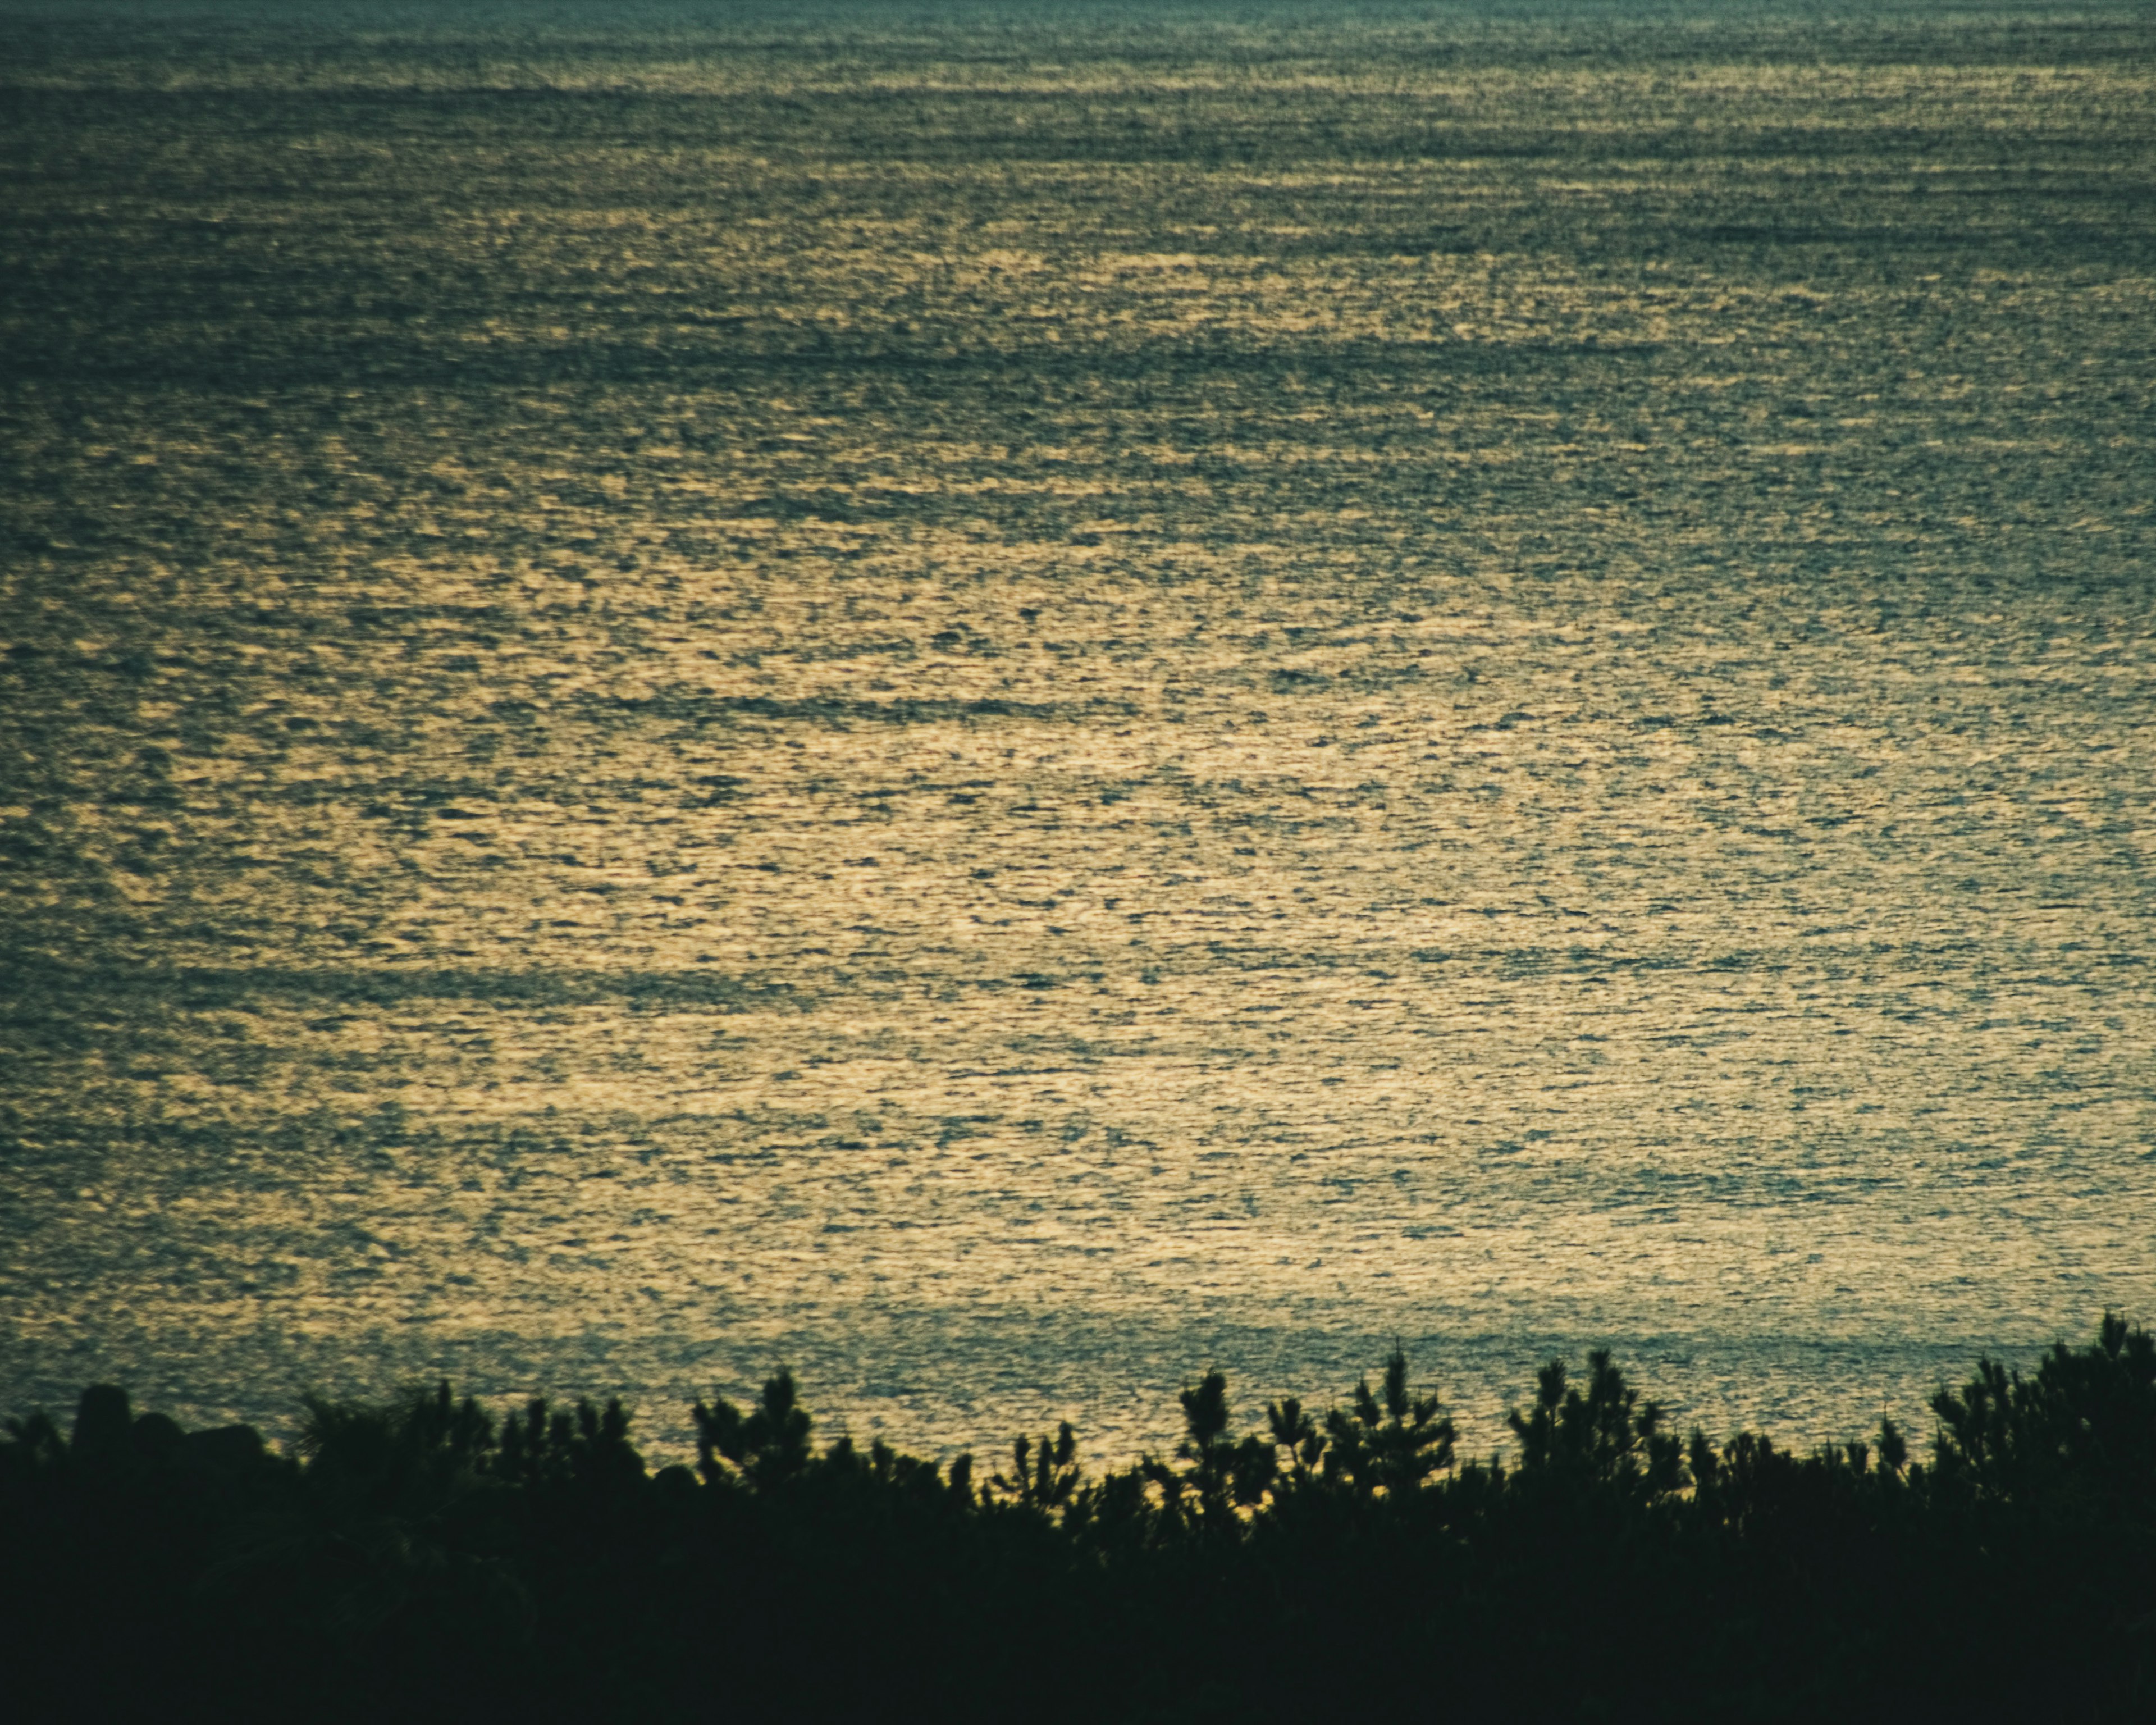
{"left": 6, "top": 1318, "right": 2156, "bottom": 1719}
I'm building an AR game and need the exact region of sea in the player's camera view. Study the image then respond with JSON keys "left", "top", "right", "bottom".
{"left": 2, "top": 0, "right": 2153, "bottom": 1465}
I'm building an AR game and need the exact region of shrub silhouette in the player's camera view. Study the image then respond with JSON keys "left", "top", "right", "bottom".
{"left": 1507, "top": 1348, "right": 1684, "bottom": 1502}
{"left": 1142, "top": 1369, "right": 1277, "bottom": 1531}
{"left": 6, "top": 1316, "right": 2156, "bottom": 1719}
{"left": 693, "top": 1368, "right": 812, "bottom": 1487}
{"left": 1931, "top": 1309, "right": 2156, "bottom": 1504}
{"left": 1321, "top": 1344, "right": 1456, "bottom": 1496}
{"left": 989, "top": 1420, "right": 1082, "bottom": 1513}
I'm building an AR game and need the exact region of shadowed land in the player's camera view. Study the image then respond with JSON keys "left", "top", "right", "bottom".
{"left": 5, "top": 1315, "right": 2154, "bottom": 1719}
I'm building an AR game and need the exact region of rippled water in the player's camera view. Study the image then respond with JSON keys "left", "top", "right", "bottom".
{"left": 3, "top": 2, "right": 2154, "bottom": 1462}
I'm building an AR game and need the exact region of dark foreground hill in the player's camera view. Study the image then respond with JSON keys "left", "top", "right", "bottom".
{"left": 5, "top": 1316, "right": 2155, "bottom": 1721}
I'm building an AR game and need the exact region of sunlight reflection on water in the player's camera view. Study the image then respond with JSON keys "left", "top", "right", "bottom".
{"left": 2, "top": 3, "right": 2153, "bottom": 1462}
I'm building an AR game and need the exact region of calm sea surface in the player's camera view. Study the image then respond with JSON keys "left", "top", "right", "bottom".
{"left": 3, "top": 2, "right": 2154, "bottom": 1462}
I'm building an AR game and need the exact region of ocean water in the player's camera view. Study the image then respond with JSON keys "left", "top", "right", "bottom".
{"left": 3, "top": 1, "right": 2154, "bottom": 1464}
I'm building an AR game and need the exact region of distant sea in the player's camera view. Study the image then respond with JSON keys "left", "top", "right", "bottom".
{"left": 3, "top": 0, "right": 2153, "bottom": 1464}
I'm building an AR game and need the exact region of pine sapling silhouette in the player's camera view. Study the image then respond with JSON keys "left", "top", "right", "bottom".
{"left": 1875, "top": 1416, "right": 1910, "bottom": 1480}
{"left": 213, "top": 1382, "right": 535, "bottom": 1660}
{"left": 1145, "top": 1371, "right": 1275, "bottom": 1531}
{"left": 990, "top": 1421, "right": 1084, "bottom": 1514}
{"left": 1321, "top": 1346, "right": 1455, "bottom": 1498}
{"left": 1931, "top": 1310, "right": 2156, "bottom": 1504}
{"left": 495, "top": 1398, "right": 550, "bottom": 1486}
{"left": 1930, "top": 1357, "right": 2017, "bottom": 1494}
{"left": 490, "top": 1394, "right": 643, "bottom": 1499}
{"left": 693, "top": 1370, "right": 814, "bottom": 1488}
{"left": 1264, "top": 1395, "right": 1327, "bottom": 1491}
{"left": 1687, "top": 1426, "right": 1720, "bottom": 1493}
{"left": 1506, "top": 1350, "right": 1685, "bottom": 1500}
{"left": 296, "top": 1380, "right": 498, "bottom": 1516}
{"left": 0, "top": 1408, "right": 66, "bottom": 1477}
{"left": 856, "top": 1434, "right": 963, "bottom": 1500}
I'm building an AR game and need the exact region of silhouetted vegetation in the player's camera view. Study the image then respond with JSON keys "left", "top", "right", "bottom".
{"left": 7, "top": 1321, "right": 2156, "bottom": 1719}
